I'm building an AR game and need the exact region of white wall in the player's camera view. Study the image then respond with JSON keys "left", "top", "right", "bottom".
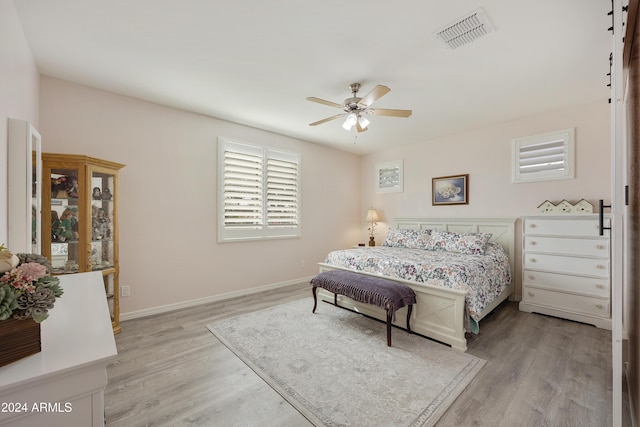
{"left": 0, "top": 0, "right": 40, "bottom": 245}
{"left": 361, "top": 100, "right": 611, "bottom": 297}
{"left": 39, "top": 76, "right": 362, "bottom": 315}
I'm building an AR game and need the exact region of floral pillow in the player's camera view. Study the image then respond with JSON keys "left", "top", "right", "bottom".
{"left": 425, "top": 230, "right": 492, "bottom": 255}
{"left": 382, "top": 228, "right": 431, "bottom": 249}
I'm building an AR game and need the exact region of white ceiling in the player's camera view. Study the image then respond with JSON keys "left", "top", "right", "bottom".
{"left": 14, "top": 0, "right": 611, "bottom": 154}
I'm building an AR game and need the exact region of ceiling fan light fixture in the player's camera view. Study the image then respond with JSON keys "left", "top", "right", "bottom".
{"left": 307, "top": 83, "right": 412, "bottom": 131}
{"left": 342, "top": 112, "right": 358, "bottom": 131}
{"left": 358, "top": 115, "right": 370, "bottom": 129}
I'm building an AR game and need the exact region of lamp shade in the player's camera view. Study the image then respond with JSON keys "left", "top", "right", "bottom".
{"left": 358, "top": 115, "right": 370, "bottom": 129}
{"left": 342, "top": 113, "right": 358, "bottom": 131}
{"left": 366, "top": 208, "right": 379, "bottom": 222}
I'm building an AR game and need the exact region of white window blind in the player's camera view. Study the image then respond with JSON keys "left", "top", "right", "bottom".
{"left": 267, "top": 156, "right": 299, "bottom": 227}
{"left": 379, "top": 167, "right": 399, "bottom": 188}
{"left": 218, "top": 138, "right": 301, "bottom": 241}
{"left": 512, "top": 128, "right": 575, "bottom": 183}
{"left": 376, "top": 160, "right": 404, "bottom": 193}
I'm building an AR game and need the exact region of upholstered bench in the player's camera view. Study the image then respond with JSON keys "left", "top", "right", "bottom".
{"left": 310, "top": 269, "right": 417, "bottom": 346}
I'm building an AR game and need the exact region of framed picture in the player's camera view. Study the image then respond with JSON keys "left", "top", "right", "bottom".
{"left": 376, "top": 160, "right": 403, "bottom": 194}
{"left": 432, "top": 174, "right": 469, "bottom": 205}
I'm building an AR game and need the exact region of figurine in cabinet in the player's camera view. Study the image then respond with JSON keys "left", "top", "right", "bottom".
{"left": 92, "top": 187, "right": 102, "bottom": 200}
{"left": 92, "top": 206, "right": 111, "bottom": 240}
{"left": 102, "top": 188, "right": 112, "bottom": 200}
{"left": 51, "top": 211, "right": 60, "bottom": 242}
{"left": 66, "top": 176, "right": 79, "bottom": 199}
{"left": 57, "top": 208, "right": 79, "bottom": 242}
{"left": 51, "top": 176, "right": 68, "bottom": 198}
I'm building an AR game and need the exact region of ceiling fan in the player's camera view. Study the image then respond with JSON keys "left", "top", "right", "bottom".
{"left": 306, "top": 83, "right": 412, "bottom": 132}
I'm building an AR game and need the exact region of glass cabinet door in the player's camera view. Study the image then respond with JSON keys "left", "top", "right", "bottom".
{"left": 49, "top": 168, "right": 82, "bottom": 274}
{"left": 90, "top": 171, "right": 115, "bottom": 271}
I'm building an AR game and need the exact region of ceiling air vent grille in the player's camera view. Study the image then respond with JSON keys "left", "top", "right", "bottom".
{"left": 435, "top": 8, "right": 495, "bottom": 49}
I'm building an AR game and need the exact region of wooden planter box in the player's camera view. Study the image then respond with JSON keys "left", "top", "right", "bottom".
{"left": 0, "top": 317, "right": 41, "bottom": 367}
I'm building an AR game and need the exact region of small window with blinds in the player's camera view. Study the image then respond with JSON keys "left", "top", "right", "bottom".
{"left": 511, "top": 128, "right": 575, "bottom": 183}
{"left": 376, "top": 160, "right": 403, "bottom": 193}
{"left": 218, "top": 138, "right": 301, "bottom": 242}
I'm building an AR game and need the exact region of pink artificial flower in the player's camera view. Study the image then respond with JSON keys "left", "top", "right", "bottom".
{"left": 0, "top": 268, "right": 35, "bottom": 293}
{"left": 17, "top": 262, "right": 47, "bottom": 280}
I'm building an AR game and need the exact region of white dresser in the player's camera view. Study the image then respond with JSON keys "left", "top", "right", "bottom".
{"left": 519, "top": 215, "right": 611, "bottom": 329}
{"left": 0, "top": 272, "right": 117, "bottom": 426}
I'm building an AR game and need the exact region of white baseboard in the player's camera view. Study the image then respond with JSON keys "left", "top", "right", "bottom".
{"left": 120, "top": 276, "right": 314, "bottom": 321}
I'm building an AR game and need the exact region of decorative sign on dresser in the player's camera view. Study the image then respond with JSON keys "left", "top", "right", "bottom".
{"left": 519, "top": 215, "right": 611, "bottom": 329}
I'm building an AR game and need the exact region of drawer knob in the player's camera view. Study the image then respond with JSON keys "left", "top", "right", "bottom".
{"left": 596, "top": 244, "right": 605, "bottom": 250}
{"left": 528, "top": 292, "right": 535, "bottom": 297}
{"left": 530, "top": 258, "right": 537, "bottom": 263}
{"left": 597, "top": 264, "right": 605, "bottom": 269}
{"left": 596, "top": 284, "right": 606, "bottom": 289}
{"left": 528, "top": 275, "right": 536, "bottom": 280}
{"left": 530, "top": 224, "right": 537, "bottom": 228}
{"left": 596, "top": 304, "right": 604, "bottom": 309}
{"left": 530, "top": 241, "right": 537, "bottom": 245}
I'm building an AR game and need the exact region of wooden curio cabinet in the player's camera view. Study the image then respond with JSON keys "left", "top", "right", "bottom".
{"left": 42, "top": 153, "right": 125, "bottom": 334}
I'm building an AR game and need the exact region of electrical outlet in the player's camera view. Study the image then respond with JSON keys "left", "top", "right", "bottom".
{"left": 121, "top": 286, "right": 130, "bottom": 297}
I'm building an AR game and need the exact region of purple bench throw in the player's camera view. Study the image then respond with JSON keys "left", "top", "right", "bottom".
{"left": 311, "top": 270, "right": 416, "bottom": 318}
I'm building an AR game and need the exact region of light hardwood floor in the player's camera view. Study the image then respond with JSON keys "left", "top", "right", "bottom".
{"left": 105, "top": 283, "right": 628, "bottom": 427}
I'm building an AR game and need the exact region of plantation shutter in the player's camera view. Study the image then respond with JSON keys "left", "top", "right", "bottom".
{"left": 266, "top": 152, "right": 299, "bottom": 228}
{"left": 223, "top": 146, "right": 263, "bottom": 229}
{"left": 218, "top": 138, "right": 301, "bottom": 241}
{"left": 378, "top": 165, "right": 400, "bottom": 189}
{"left": 512, "top": 128, "right": 575, "bottom": 183}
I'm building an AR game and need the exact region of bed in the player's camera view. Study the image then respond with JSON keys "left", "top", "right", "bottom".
{"left": 316, "top": 217, "right": 516, "bottom": 351}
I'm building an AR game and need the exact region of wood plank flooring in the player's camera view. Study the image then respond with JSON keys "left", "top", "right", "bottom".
{"left": 104, "top": 283, "right": 627, "bottom": 427}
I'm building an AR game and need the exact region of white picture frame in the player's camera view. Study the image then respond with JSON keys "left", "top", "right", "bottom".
{"left": 376, "top": 160, "right": 403, "bottom": 194}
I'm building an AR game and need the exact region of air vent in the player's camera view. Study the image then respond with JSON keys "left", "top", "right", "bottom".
{"left": 435, "top": 8, "right": 495, "bottom": 49}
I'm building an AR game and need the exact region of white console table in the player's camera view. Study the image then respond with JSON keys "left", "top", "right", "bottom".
{"left": 0, "top": 271, "right": 117, "bottom": 426}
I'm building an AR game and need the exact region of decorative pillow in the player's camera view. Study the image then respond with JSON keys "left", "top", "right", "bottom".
{"left": 425, "top": 230, "right": 492, "bottom": 255}
{"left": 382, "top": 228, "right": 431, "bottom": 249}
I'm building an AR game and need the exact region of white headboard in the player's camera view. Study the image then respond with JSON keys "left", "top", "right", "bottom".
{"left": 394, "top": 217, "right": 516, "bottom": 275}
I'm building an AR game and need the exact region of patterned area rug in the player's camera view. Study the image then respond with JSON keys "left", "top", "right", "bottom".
{"left": 207, "top": 298, "right": 485, "bottom": 427}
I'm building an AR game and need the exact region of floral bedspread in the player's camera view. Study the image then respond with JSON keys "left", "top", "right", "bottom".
{"left": 323, "top": 242, "right": 512, "bottom": 330}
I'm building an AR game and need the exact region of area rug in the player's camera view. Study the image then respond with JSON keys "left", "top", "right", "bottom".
{"left": 207, "top": 298, "right": 485, "bottom": 427}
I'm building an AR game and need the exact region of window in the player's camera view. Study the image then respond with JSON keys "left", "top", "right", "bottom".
{"left": 218, "top": 138, "right": 301, "bottom": 242}
{"left": 376, "top": 160, "right": 403, "bottom": 193}
{"left": 512, "top": 128, "right": 575, "bottom": 183}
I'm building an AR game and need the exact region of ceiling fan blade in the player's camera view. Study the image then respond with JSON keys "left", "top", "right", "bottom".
{"left": 306, "top": 97, "right": 344, "bottom": 109}
{"left": 357, "top": 85, "right": 390, "bottom": 108}
{"left": 369, "top": 108, "right": 413, "bottom": 118}
{"left": 309, "top": 114, "right": 344, "bottom": 126}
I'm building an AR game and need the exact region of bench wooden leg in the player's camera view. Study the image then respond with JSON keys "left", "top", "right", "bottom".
{"left": 386, "top": 310, "right": 392, "bottom": 346}
{"left": 312, "top": 286, "right": 318, "bottom": 313}
{"left": 406, "top": 304, "right": 413, "bottom": 334}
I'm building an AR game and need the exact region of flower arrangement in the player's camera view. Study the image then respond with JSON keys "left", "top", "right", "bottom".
{"left": 0, "top": 245, "right": 63, "bottom": 323}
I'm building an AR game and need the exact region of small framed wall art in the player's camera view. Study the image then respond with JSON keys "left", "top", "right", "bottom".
{"left": 432, "top": 174, "right": 469, "bottom": 205}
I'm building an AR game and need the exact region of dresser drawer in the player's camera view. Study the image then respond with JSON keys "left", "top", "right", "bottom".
{"left": 523, "top": 217, "right": 608, "bottom": 237}
{"left": 523, "top": 253, "right": 609, "bottom": 277}
{"left": 523, "top": 269, "right": 609, "bottom": 298}
{"left": 522, "top": 286, "right": 610, "bottom": 317}
{"left": 523, "top": 235, "right": 609, "bottom": 257}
